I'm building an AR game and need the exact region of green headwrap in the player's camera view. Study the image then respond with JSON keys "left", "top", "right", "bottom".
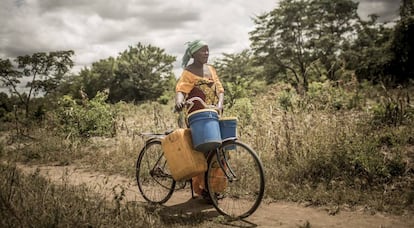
{"left": 181, "top": 40, "right": 208, "bottom": 68}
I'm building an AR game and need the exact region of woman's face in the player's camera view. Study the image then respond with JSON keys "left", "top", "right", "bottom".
{"left": 192, "top": 46, "right": 209, "bottom": 64}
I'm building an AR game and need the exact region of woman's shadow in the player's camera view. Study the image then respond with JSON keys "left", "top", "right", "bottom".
{"left": 142, "top": 197, "right": 258, "bottom": 227}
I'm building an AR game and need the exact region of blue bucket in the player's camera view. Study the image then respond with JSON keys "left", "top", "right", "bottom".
{"left": 188, "top": 109, "right": 222, "bottom": 152}
{"left": 219, "top": 117, "right": 237, "bottom": 150}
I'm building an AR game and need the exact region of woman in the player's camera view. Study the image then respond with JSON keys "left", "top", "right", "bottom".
{"left": 175, "top": 40, "right": 225, "bottom": 201}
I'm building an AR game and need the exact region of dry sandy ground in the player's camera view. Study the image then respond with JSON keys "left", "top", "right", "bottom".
{"left": 16, "top": 163, "right": 414, "bottom": 228}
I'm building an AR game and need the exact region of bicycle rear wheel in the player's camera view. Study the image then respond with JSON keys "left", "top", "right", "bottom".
{"left": 136, "top": 139, "right": 175, "bottom": 204}
{"left": 206, "top": 140, "right": 265, "bottom": 218}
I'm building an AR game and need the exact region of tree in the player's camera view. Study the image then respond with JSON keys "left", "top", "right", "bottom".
{"left": 77, "top": 57, "right": 116, "bottom": 99}
{"left": 109, "top": 43, "right": 176, "bottom": 103}
{"left": 388, "top": 0, "right": 414, "bottom": 84}
{"left": 249, "top": 0, "right": 359, "bottom": 92}
{"left": 342, "top": 15, "right": 393, "bottom": 83}
{"left": 307, "top": 0, "right": 359, "bottom": 81}
{"left": 0, "top": 51, "right": 74, "bottom": 118}
{"left": 250, "top": 0, "right": 313, "bottom": 92}
{"left": 214, "top": 50, "right": 263, "bottom": 107}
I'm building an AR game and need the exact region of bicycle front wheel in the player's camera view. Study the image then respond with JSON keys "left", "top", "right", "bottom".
{"left": 206, "top": 140, "right": 265, "bottom": 218}
{"left": 136, "top": 139, "right": 175, "bottom": 204}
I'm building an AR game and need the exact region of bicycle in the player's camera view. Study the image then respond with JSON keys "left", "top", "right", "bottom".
{"left": 135, "top": 97, "right": 265, "bottom": 219}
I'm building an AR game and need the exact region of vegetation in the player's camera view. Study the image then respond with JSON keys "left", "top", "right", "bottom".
{"left": 0, "top": 163, "right": 216, "bottom": 227}
{"left": 0, "top": 0, "right": 413, "bottom": 226}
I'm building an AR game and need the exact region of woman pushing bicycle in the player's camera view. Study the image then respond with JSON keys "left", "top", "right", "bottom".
{"left": 174, "top": 39, "right": 225, "bottom": 202}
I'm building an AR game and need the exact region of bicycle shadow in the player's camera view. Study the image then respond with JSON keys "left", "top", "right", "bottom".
{"left": 149, "top": 198, "right": 258, "bottom": 228}
{"left": 158, "top": 197, "right": 219, "bottom": 225}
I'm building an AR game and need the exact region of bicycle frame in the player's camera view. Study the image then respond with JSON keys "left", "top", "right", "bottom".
{"left": 213, "top": 137, "right": 238, "bottom": 182}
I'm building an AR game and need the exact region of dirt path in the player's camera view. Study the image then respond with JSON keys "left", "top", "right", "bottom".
{"left": 16, "top": 163, "right": 414, "bottom": 228}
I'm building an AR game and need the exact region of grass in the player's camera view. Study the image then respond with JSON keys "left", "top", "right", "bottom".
{"left": 0, "top": 162, "right": 223, "bottom": 227}
{"left": 1, "top": 82, "right": 413, "bottom": 225}
{"left": 0, "top": 163, "right": 164, "bottom": 227}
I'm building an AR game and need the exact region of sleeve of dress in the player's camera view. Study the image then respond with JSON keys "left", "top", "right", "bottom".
{"left": 210, "top": 66, "right": 224, "bottom": 93}
{"left": 175, "top": 71, "right": 195, "bottom": 93}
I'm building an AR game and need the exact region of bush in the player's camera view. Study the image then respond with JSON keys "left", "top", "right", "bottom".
{"left": 225, "top": 98, "right": 253, "bottom": 126}
{"left": 303, "top": 81, "right": 364, "bottom": 111}
{"left": 55, "top": 92, "right": 116, "bottom": 138}
{"left": 370, "top": 91, "right": 413, "bottom": 127}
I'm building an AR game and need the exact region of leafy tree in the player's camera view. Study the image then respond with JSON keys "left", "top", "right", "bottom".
{"left": 0, "top": 58, "right": 20, "bottom": 96}
{"left": 250, "top": 0, "right": 313, "bottom": 92}
{"left": 342, "top": 15, "right": 393, "bottom": 83}
{"left": 0, "top": 51, "right": 74, "bottom": 118}
{"left": 109, "top": 43, "right": 176, "bottom": 103}
{"left": 388, "top": 0, "right": 414, "bottom": 84}
{"left": 214, "top": 50, "right": 263, "bottom": 107}
{"left": 249, "top": 0, "right": 359, "bottom": 92}
{"left": 75, "top": 57, "right": 116, "bottom": 100}
{"left": 307, "top": 0, "right": 359, "bottom": 81}
{"left": 0, "top": 92, "right": 12, "bottom": 120}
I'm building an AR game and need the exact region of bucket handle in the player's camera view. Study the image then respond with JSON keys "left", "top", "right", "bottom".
{"left": 185, "top": 97, "right": 222, "bottom": 116}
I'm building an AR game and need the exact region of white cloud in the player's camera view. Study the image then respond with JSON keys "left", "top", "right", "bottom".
{"left": 0, "top": 0, "right": 401, "bottom": 79}
{"left": 357, "top": 0, "right": 400, "bottom": 22}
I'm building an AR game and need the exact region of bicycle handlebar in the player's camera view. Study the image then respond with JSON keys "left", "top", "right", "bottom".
{"left": 185, "top": 97, "right": 216, "bottom": 109}
{"left": 175, "top": 96, "right": 221, "bottom": 115}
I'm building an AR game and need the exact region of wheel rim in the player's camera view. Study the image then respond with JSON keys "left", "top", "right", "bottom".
{"left": 136, "top": 140, "right": 175, "bottom": 204}
{"left": 206, "top": 141, "right": 265, "bottom": 218}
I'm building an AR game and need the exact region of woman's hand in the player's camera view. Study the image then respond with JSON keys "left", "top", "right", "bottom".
{"left": 175, "top": 92, "right": 185, "bottom": 111}
{"left": 216, "top": 92, "right": 224, "bottom": 113}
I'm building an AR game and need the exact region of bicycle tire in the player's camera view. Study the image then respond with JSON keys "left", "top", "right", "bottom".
{"left": 205, "top": 140, "right": 265, "bottom": 218}
{"left": 136, "top": 139, "right": 175, "bottom": 204}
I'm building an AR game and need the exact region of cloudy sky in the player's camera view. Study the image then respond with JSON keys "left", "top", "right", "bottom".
{"left": 0, "top": 0, "right": 401, "bottom": 77}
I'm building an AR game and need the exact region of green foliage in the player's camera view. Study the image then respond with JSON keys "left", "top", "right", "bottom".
{"left": 0, "top": 51, "right": 74, "bottom": 118}
{"left": 55, "top": 92, "right": 116, "bottom": 138}
{"left": 302, "top": 81, "right": 364, "bottom": 111}
{"left": 388, "top": 1, "right": 414, "bottom": 84}
{"left": 225, "top": 98, "right": 253, "bottom": 126}
{"left": 222, "top": 78, "right": 248, "bottom": 108}
{"left": 0, "top": 92, "right": 12, "bottom": 121}
{"left": 250, "top": 0, "right": 359, "bottom": 90}
{"left": 343, "top": 15, "right": 394, "bottom": 84}
{"left": 215, "top": 50, "right": 264, "bottom": 108}
{"left": 157, "top": 94, "right": 170, "bottom": 105}
{"left": 370, "top": 87, "right": 413, "bottom": 127}
{"left": 58, "top": 43, "right": 176, "bottom": 104}
{"left": 74, "top": 57, "right": 117, "bottom": 100}
{"left": 109, "top": 43, "right": 176, "bottom": 103}
{"left": 278, "top": 90, "right": 295, "bottom": 111}
{"left": 259, "top": 107, "right": 412, "bottom": 212}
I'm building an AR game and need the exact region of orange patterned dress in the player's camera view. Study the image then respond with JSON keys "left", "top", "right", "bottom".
{"left": 175, "top": 64, "right": 225, "bottom": 196}
{"left": 176, "top": 65, "right": 224, "bottom": 114}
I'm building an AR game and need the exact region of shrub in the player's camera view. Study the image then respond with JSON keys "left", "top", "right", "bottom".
{"left": 303, "top": 81, "right": 364, "bottom": 111}
{"left": 370, "top": 91, "right": 413, "bottom": 127}
{"left": 55, "top": 92, "right": 116, "bottom": 138}
{"left": 225, "top": 97, "right": 253, "bottom": 126}
{"left": 278, "top": 90, "right": 295, "bottom": 111}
